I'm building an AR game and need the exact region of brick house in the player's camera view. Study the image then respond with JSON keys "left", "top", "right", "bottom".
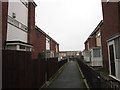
{"left": 1, "top": 0, "right": 59, "bottom": 60}
{"left": 31, "top": 26, "right": 59, "bottom": 59}
{"left": 59, "top": 51, "right": 81, "bottom": 60}
{"left": 83, "top": 21, "right": 103, "bottom": 66}
{"left": 101, "top": 0, "right": 120, "bottom": 80}
{"left": 2, "top": 0, "right": 37, "bottom": 51}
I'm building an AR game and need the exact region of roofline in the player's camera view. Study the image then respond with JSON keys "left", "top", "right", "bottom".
{"left": 35, "top": 26, "right": 59, "bottom": 45}
{"left": 90, "top": 20, "right": 103, "bottom": 36}
{"left": 84, "top": 20, "right": 103, "bottom": 44}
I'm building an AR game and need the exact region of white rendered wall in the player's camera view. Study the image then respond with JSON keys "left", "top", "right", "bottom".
{"left": 7, "top": 24, "right": 27, "bottom": 42}
{"left": 7, "top": 0, "right": 28, "bottom": 42}
{"left": 91, "top": 49, "right": 103, "bottom": 66}
{"left": 83, "top": 51, "right": 90, "bottom": 62}
{"left": 8, "top": 0, "right": 28, "bottom": 26}
{"left": 115, "top": 59, "right": 120, "bottom": 80}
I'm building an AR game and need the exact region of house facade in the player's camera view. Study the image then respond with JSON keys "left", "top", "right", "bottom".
{"left": 1, "top": 0, "right": 59, "bottom": 59}
{"left": 83, "top": 21, "right": 103, "bottom": 66}
{"left": 59, "top": 51, "right": 81, "bottom": 60}
{"left": 2, "top": 0, "right": 37, "bottom": 51}
{"left": 101, "top": 1, "right": 120, "bottom": 80}
{"left": 31, "top": 26, "right": 59, "bottom": 59}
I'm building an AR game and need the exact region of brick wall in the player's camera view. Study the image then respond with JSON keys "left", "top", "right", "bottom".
{"left": 84, "top": 41, "right": 89, "bottom": 51}
{"left": 31, "top": 29, "right": 46, "bottom": 59}
{"left": 50, "top": 40, "right": 56, "bottom": 52}
{"left": 2, "top": 2, "right": 8, "bottom": 50}
{"left": 101, "top": 2, "right": 120, "bottom": 70}
{"left": 28, "top": 2, "right": 36, "bottom": 44}
{"left": 50, "top": 39, "right": 59, "bottom": 57}
{"left": 88, "top": 34, "right": 96, "bottom": 49}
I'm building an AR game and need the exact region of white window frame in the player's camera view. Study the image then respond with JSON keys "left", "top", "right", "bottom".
{"left": 108, "top": 40, "right": 116, "bottom": 76}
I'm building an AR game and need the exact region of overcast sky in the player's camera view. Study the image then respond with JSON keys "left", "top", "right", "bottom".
{"left": 34, "top": 0, "right": 103, "bottom": 51}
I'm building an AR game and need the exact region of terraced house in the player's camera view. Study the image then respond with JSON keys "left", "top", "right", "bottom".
{"left": 1, "top": 0, "right": 59, "bottom": 59}
{"left": 31, "top": 26, "right": 59, "bottom": 59}
{"left": 83, "top": 21, "right": 103, "bottom": 67}
{"left": 101, "top": 0, "right": 120, "bottom": 80}
{"left": 83, "top": 0, "right": 120, "bottom": 81}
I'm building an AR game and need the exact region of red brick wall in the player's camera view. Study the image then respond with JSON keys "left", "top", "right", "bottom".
{"left": 28, "top": 2, "right": 36, "bottom": 44}
{"left": 2, "top": 2, "right": 8, "bottom": 50}
{"left": 28, "top": 2, "right": 37, "bottom": 59}
{"left": 50, "top": 40, "right": 56, "bottom": 52}
{"left": 88, "top": 35, "right": 96, "bottom": 49}
{"left": 101, "top": 2, "right": 120, "bottom": 70}
{"left": 84, "top": 41, "right": 89, "bottom": 51}
{"left": 50, "top": 40, "right": 59, "bottom": 57}
{"left": 31, "top": 29, "right": 46, "bottom": 59}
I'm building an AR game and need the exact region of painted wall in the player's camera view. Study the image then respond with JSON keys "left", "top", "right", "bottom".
{"left": 90, "top": 48, "right": 103, "bottom": 66}
{"left": 7, "top": 24, "right": 28, "bottom": 42}
{"left": 8, "top": 0, "right": 28, "bottom": 26}
{"left": 7, "top": 0, "right": 28, "bottom": 43}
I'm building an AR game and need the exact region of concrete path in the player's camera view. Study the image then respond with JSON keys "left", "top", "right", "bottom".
{"left": 46, "top": 61, "right": 87, "bottom": 88}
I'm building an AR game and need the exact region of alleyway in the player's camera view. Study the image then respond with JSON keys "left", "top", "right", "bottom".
{"left": 46, "top": 61, "right": 87, "bottom": 88}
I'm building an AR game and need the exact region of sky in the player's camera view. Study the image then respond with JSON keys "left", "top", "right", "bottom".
{"left": 34, "top": 0, "right": 103, "bottom": 51}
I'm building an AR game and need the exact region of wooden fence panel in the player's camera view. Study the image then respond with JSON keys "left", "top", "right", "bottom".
{"left": 2, "top": 50, "right": 32, "bottom": 88}
{"left": 2, "top": 50, "right": 67, "bottom": 89}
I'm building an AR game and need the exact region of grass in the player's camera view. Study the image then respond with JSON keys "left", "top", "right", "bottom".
{"left": 92, "top": 67, "right": 109, "bottom": 77}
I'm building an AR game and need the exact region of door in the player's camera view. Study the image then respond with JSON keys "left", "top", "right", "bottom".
{"left": 109, "top": 45, "right": 116, "bottom": 76}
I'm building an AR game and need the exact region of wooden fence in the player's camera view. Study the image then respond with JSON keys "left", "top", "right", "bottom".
{"left": 2, "top": 50, "right": 67, "bottom": 89}
{"left": 77, "top": 58, "right": 120, "bottom": 89}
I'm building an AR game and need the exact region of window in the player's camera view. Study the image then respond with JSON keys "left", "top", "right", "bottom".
{"left": 6, "top": 45, "right": 17, "bottom": 50}
{"left": 85, "top": 51, "right": 90, "bottom": 57}
{"left": 115, "top": 37, "right": 120, "bottom": 59}
{"left": 96, "top": 32, "right": 101, "bottom": 38}
{"left": 26, "top": 47, "right": 31, "bottom": 51}
{"left": 93, "top": 48, "right": 101, "bottom": 57}
{"left": 46, "top": 38, "right": 50, "bottom": 50}
{"left": 20, "top": 45, "right": 25, "bottom": 49}
{"left": 56, "top": 45, "right": 58, "bottom": 52}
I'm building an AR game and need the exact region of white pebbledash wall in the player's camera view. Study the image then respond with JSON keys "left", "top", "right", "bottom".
{"left": 7, "top": 0, "right": 28, "bottom": 43}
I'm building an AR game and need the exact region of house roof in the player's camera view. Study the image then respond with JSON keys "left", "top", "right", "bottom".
{"left": 84, "top": 20, "right": 103, "bottom": 44}
{"left": 90, "top": 20, "right": 103, "bottom": 36}
{"left": 35, "top": 26, "right": 59, "bottom": 45}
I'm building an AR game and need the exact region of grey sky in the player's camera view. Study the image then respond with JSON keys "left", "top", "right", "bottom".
{"left": 34, "top": 0, "right": 103, "bottom": 51}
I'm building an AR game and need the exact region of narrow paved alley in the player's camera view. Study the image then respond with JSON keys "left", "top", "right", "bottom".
{"left": 46, "top": 61, "right": 87, "bottom": 88}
